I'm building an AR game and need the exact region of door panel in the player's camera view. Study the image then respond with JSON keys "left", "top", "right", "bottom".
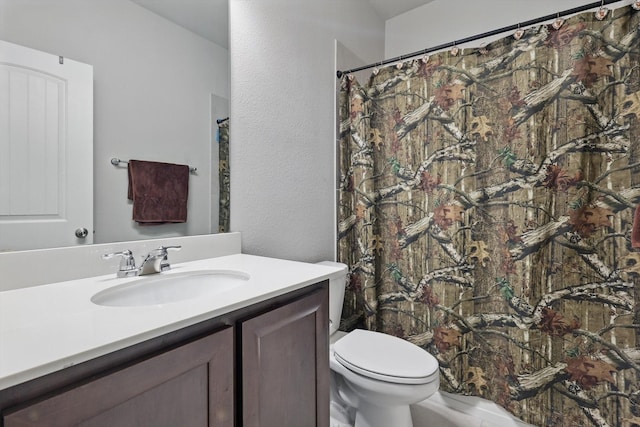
{"left": 0, "top": 39, "right": 93, "bottom": 250}
{"left": 3, "top": 327, "right": 234, "bottom": 427}
{"left": 241, "top": 288, "right": 329, "bottom": 427}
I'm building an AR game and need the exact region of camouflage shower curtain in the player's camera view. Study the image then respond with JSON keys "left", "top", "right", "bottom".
{"left": 218, "top": 119, "right": 230, "bottom": 233}
{"left": 337, "top": 5, "right": 640, "bottom": 426}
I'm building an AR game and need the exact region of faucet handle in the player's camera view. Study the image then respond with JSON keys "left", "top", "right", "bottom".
{"left": 158, "top": 245, "right": 181, "bottom": 271}
{"left": 146, "top": 245, "right": 181, "bottom": 257}
{"left": 102, "top": 250, "right": 138, "bottom": 278}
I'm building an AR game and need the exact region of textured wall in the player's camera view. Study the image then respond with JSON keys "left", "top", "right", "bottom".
{"left": 229, "top": 0, "right": 384, "bottom": 262}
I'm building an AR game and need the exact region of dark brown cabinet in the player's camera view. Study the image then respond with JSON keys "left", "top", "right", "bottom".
{"left": 4, "top": 328, "right": 234, "bottom": 427}
{"left": 1, "top": 282, "right": 328, "bottom": 427}
{"left": 241, "top": 285, "right": 329, "bottom": 427}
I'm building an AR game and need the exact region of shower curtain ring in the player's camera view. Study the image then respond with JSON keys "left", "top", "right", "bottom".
{"left": 633, "top": 0, "right": 640, "bottom": 10}
{"left": 595, "top": 0, "right": 608, "bottom": 20}
{"left": 421, "top": 48, "right": 430, "bottom": 64}
{"left": 552, "top": 12, "right": 565, "bottom": 30}
{"left": 451, "top": 41, "right": 460, "bottom": 56}
{"left": 513, "top": 23, "right": 525, "bottom": 40}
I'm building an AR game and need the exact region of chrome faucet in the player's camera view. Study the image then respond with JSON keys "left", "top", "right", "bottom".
{"left": 138, "top": 246, "right": 181, "bottom": 275}
{"left": 102, "top": 246, "right": 182, "bottom": 277}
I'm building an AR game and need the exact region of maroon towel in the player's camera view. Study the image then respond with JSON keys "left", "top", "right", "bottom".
{"left": 127, "top": 160, "right": 189, "bottom": 225}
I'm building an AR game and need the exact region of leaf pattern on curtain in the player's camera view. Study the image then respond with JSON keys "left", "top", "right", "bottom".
{"left": 218, "top": 119, "right": 230, "bottom": 233}
{"left": 337, "top": 6, "right": 640, "bottom": 427}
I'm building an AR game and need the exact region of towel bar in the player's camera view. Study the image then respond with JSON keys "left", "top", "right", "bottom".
{"left": 110, "top": 157, "right": 197, "bottom": 174}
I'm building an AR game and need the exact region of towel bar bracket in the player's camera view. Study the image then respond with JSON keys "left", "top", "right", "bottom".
{"left": 110, "top": 157, "right": 197, "bottom": 174}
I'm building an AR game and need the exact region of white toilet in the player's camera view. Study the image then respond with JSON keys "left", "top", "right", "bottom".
{"left": 317, "top": 261, "right": 440, "bottom": 427}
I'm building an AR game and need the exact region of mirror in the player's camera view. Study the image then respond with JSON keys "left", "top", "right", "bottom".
{"left": 0, "top": 0, "right": 229, "bottom": 251}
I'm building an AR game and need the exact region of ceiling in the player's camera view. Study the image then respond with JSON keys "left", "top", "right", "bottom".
{"left": 367, "top": 0, "right": 436, "bottom": 20}
{"left": 131, "top": 0, "right": 228, "bottom": 48}
{"left": 130, "top": 0, "right": 435, "bottom": 50}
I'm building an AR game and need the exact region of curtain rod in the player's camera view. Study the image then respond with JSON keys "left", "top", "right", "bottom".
{"left": 336, "top": 0, "right": 627, "bottom": 78}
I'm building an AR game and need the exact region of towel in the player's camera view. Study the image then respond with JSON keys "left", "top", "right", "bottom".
{"left": 127, "top": 159, "right": 189, "bottom": 225}
{"left": 633, "top": 205, "right": 640, "bottom": 248}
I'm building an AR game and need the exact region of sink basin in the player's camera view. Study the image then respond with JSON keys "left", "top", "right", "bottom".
{"left": 91, "top": 270, "right": 250, "bottom": 307}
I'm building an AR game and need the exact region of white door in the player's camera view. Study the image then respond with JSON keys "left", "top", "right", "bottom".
{"left": 0, "top": 40, "right": 93, "bottom": 251}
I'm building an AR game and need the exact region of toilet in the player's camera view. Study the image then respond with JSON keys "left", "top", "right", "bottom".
{"left": 317, "top": 261, "right": 440, "bottom": 427}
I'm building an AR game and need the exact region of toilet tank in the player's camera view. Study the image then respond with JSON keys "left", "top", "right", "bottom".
{"left": 316, "top": 261, "right": 348, "bottom": 335}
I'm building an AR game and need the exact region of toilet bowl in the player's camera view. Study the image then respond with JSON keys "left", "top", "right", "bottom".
{"left": 331, "top": 329, "right": 440, "bottom": 427}
{"left": 317, "top": 261, "right": 440, "bottom": 427}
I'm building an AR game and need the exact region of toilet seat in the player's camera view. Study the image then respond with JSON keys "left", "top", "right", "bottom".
{"left": 333, "top": 329, "right": 438, "bottom": 385}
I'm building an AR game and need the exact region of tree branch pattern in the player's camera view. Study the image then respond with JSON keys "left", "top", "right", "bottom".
{"left": 337, "top": 6, "right": 640, "bottom": 427}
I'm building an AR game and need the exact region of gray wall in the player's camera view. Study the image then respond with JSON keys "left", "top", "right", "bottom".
{"left": 229, "top": 0, "right": 385, "bottom": 262}
{"left": 385, "top": 0, "right": 599, "bottom": 58}
{"left": 0, "top": 0, "right": 229, "bottom": 244}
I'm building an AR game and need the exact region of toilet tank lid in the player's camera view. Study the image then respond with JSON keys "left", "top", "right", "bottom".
{"left": 333, "top": 329, "right": 438, "bottom": 382}
{"left": 315, "top": 261, "right": 348, "bottom": 279}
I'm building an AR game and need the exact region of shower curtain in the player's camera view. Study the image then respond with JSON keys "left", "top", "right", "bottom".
{"left": 337, "top": 5, "right": 640, "bottom": 426}
{"left": 218, "top": 119, "right": 230, "bottom": 233}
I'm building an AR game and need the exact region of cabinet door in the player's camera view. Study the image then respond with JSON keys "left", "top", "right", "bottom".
{"left": 241, "top": 287, "right": 329, "bottom": 427}
{"left": 4, "top": 327, "right": 234, "bottom": 427}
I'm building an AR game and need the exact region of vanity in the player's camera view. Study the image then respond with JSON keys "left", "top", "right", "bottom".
{"left": 0, "top": 250, "right": 340, "bottom": 426}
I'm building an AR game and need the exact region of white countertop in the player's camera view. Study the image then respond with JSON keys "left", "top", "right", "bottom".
{"left": 0, "top": 254, "right": 342, "bottom": 390}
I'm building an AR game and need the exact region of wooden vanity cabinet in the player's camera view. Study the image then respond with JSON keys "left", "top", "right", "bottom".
{"left": 241, "top": 283, "right": 329, "bottom": 427}
{"left": 4, "top": 328, "right": 234, "bottom": 427}
{"left": 0, "top": 281, "right": 328, "bottom": 427}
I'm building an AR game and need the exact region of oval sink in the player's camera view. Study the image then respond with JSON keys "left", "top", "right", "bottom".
{"left": 91, "top": 270, "right": 250, "bottom": 307}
